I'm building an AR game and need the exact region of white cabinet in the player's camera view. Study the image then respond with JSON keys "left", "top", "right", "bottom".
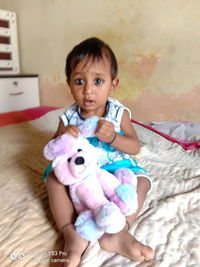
{"left": 0, "top": 75, "right": 40, "bottom": 112}
{"left": 0, "top": 11, "right": 40, "bottom": 113}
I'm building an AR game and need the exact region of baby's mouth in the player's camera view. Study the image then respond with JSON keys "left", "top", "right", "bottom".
{"left": 83, "top": 99, "right": 95, "bottom": 106}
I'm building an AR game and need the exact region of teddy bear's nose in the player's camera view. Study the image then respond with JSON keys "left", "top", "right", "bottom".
{"left": 75, "top": 156, "right": 85, "bottom": 165}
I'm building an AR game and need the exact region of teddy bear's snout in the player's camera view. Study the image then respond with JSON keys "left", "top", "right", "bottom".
{"left": 75, "top": 156, "right": 85, "bottom": 165}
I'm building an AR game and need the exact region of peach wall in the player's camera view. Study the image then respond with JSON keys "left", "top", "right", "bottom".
{"left": 1, "top": 0, "right": 200, "bottom": 122}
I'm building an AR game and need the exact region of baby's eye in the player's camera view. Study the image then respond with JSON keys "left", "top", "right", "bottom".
{"left": 75, "top": 79, "right": 84, "bottom": 85}
{"left": 77, "top": 149, "right": 82, "bottom": 152}
{"left": 94, "top": 78, "right": 103, "bottom": 85}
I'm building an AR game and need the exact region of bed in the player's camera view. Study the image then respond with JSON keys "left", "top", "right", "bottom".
{"left": 0, "top": 107, "right": 200, "bottom": 267}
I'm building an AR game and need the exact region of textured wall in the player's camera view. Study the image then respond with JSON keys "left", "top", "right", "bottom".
{"left": 1, "top": 0, "right": 200, "bottom": 122}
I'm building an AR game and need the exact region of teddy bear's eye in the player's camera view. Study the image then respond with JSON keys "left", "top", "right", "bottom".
{"left": 67, "top": 157, "right": 72, "bottom": 163}
{"left": 77, "top": 149, "right": 82, "bottom": 152}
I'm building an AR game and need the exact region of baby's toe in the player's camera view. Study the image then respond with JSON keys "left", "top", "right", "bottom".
{"left": 142, "top": 245, "right": 155, "bottom": 260}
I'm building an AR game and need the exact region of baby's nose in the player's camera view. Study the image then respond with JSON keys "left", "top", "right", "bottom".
{"left": 84, "top": 83, "right": 93, "bottom": 94}
{"left": 75, "top": 156, "right": 85, "bottom": 165}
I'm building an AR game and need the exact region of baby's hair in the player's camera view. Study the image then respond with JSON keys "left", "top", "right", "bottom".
{"left": 65, "top": 37, "right": 118, "bottom": 80}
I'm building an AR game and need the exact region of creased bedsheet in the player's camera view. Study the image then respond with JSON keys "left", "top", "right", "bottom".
{"left": 0, "top": 109, "right": 199, "bottom": 267}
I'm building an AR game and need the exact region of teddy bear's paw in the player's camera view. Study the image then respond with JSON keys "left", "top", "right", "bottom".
{"left": 94, "top": 203, "right": 126, "bottom": 234}
{"left": 115, "top": 184, "right": 138, "bottom": 215}
{"left": 114, "top": 168, "right": 137, "bottom": 187}
{"left": 75, "top": 210, "right": 104, "bottom": 241}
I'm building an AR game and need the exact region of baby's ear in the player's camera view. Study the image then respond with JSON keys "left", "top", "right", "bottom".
{"left": 110, "top": 78, "right": 119, "bottom": 93}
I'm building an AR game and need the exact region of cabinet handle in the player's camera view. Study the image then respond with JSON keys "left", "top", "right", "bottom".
{"left": 9, "top": 92, "right": 24, "bottom": 96}
{"left": 13, "top": 81, "right": 18, "bottom": 86}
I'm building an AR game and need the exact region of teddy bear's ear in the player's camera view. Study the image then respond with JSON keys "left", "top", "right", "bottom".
{"left": 43, "top": 134, "right": 76, "bottom": 160}
{"left": 52, "top": 155, "right": 64, "bottom": 168}
{"left": 43, "top": 141, "right": 56, "bottom": 160}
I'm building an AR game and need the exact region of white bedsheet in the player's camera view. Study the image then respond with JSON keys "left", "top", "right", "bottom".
{"left": 0, "top": 109, "right": 199, "bottom": 267}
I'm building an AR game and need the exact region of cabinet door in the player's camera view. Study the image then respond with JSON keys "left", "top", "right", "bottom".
{"left": 0, "top": 77, "right": 40, "bottom": 112}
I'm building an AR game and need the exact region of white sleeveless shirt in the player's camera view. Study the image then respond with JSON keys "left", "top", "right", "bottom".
{"left": 60, "top": 98, "right": 131, "bottom": 166}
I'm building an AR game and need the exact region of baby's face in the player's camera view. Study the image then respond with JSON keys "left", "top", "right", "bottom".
{"left": 68, "top": 55, "right": 118, "bottom": 118}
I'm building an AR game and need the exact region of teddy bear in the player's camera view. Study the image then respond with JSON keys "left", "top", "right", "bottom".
{"left": 43, "top": 116, "right": 138, "bottom": 241}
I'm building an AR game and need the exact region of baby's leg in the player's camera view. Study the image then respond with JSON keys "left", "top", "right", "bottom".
{"left": 99, "top": 176, "right": 155, "bottom": 262}
{"left": 62, "top": 224, "right": 89, "bottom": 267}
{"left": 46, "top": 172, "right": 88, "bottom": 267}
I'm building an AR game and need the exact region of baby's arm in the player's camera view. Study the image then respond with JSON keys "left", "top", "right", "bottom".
{"left": 96, "top": 110, "right": 140, "bottom": 155}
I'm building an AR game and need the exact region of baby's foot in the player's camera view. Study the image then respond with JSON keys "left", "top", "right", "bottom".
{"left": 99, "top": 229, "right": 155, "bottom": 262}
{"left": 62, "top": 224, "right": 89, "bottom": 267}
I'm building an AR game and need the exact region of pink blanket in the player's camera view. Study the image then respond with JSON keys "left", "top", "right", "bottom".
{"left": 0, "top": 106, "right": 58, "bottom": 126}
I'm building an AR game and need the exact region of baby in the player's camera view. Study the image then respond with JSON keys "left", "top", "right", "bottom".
{"left": 44, "top": 37, "right": 155, "bottom": 266}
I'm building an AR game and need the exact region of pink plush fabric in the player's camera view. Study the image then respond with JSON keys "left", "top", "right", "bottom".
{"left": 43, "top": 127, "right": 138, "bottom": 240}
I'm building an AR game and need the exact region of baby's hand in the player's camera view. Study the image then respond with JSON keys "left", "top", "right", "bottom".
{"left": 63, "top": 125, "right": 80, "bottom": 137}
{"left": 95, "top": 119, "right": 116, "bottom": 143}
